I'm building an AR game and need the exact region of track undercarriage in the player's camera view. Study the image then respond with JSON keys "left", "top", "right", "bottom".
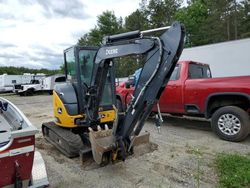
{"left": 42, "top": 121, "right": 150, "bottom": 165}
{"left": 42, "top": 122, "right": 90, "bottom": 158}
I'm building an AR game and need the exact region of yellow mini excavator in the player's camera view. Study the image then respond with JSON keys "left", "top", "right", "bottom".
{"left": 42, "top": 22, "right": 185, "bottom": 165}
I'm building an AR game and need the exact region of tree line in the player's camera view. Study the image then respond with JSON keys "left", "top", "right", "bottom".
{"left": 78, "top": 0, "right": 250, "bottom": 77}
{"left": 0, "top": 66, "right": 61, "bottom": 75}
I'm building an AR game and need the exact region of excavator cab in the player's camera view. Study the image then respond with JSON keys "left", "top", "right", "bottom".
{"left": 42, "top": 46, "right": 117, "bottom": 157}
{"left": 53, "top": 46, "right": 116, "bottom": 128}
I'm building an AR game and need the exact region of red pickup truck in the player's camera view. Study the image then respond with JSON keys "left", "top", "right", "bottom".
{"left": 116, "top": 61, "right": 250, "bottom": 142}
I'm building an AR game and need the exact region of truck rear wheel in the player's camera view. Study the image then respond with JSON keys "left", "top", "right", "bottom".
{"left": 23, "top": 89, "right": 33, "bottom": 96}
{"left": 211, "top": 106, "right": 250, "bottom": 142}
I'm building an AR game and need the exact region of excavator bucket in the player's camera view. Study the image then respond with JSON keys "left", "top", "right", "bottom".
{"left": 88, "top": 125, "right": 115, "bottom": 165}
{"left": 89, "top": 125, "right": 150, "bottom": 165}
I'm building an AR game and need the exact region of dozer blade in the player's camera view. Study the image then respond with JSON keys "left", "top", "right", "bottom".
{"left": 132, "top": 131, "right": 150, "bottom": 146}
{"left": 88, "top": 125, "right": 115, "bottom": 165}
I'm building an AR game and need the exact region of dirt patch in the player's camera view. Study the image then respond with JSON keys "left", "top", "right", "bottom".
{"left": 34, "top": 114, "right": 51, "bottom": 118}
{"left": 36, "top": 134, "right": 158, "bottom": 170}
{"left": 36, "top": 136, "right": 71, "bottom": 164}
{"left": 2, "top": 94, "right": 249, "bottom": 188}
{"left": 133, "top": 142, "right": 158, "bottom": 157}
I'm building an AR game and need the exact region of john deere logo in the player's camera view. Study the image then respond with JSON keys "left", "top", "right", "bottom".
{"left": 106, "top": 48, "right": 118, "bottom": 55}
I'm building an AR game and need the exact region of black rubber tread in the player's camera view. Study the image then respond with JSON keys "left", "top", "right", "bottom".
{"left": 42, "top": 122, "right": 85, "bottom": 158}
{"left": 211, "top": 106, "right": 250, "bottom": 142}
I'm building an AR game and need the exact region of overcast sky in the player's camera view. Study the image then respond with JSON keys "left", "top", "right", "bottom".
{"left": 0, "top": 0, "right": 140, "bottom": 69}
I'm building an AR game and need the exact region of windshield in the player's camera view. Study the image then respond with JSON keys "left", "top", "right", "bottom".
{"left": 65, "top": 48, "right": 97, "bottom": 85}
{"left": 65, "top": 47, "right": 113, "bottom": 106}
{"left": 65, "top": 48, "right": 76, "bottom": 81}
{"left": 79, "top": 49, "right": 96, "bottom": 86}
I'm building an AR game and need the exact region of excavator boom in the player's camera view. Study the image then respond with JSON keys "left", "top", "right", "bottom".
{"left": 87, "top": 22, "right": 185, "bottom": 164}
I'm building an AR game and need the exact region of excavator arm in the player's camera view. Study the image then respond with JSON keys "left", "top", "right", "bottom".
{"left": 86, "top": 22, "right": 185, "bottom": 164}
{"left": 87, "top": 38, "right": 155, "bottom": 122}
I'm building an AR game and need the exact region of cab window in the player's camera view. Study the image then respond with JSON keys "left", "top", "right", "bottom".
{"left": 170, "top": 64, "right": 181, "bottom": 81}
{"left": 188, "top": 64, "right": 211, "bottom": 79}
{"left": 65, "top": 48, "right": 76, "bottom": 81}
{"left": 79, "top": 50, "right": 96, "bottom": 86}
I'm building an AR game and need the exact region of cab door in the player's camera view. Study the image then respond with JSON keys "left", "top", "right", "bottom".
{"left": 158, "top": 64, "right": 183, "bottom": 113}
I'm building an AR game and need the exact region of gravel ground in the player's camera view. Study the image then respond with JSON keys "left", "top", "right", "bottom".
{"left": 2, "top": 93, "right": 250, "bottom": 188}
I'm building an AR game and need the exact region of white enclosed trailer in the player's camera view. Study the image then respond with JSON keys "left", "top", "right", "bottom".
{"left": 179, "top": 38, "right": 250, "bottom": 77}
{"left": 0, "top": 74, "right": 34, "bottom": 92}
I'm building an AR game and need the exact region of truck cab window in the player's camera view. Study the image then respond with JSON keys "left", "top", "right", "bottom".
{"left": 170, "top": 64, "right": 181, "bottom": 81}
{"left": 31, "top": 80, "right": 39, "bottom": 84}
{"left": 188, "top": 64, "right": 211, "bottom": 79}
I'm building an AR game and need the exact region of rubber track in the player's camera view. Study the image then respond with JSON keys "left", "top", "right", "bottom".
{"left": 42, "top": 122, "right": 85, "bottom": 158}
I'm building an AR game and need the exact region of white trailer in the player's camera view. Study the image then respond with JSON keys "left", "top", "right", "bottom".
{"left": 0, "top": 74, "right": 34, "bottom": 92}
{"left": 15, "top": 74, "right": 66, "bottom": 96}
{"left": 179, "top": 38, "right": 250, "bottom": 77}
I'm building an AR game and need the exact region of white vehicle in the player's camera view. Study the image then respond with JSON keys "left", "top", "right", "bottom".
{"left": 13, "top": 74, "right": 46, "bottom": 93}
{"left": 15, "top": 74, "right": 66, "bottom": 96}
{"left": 0, "top": 74, "right": 34, "bottom": 92}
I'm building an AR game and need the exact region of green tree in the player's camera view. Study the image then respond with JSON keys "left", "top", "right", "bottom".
{"left": 124, "top": 9, "right": 149, "bottom": 31}
{"left": 78, "top": 33, "right": 91, "bottom": 46}
{"left": 59, "top": 64, "right": 65, "bottom": 74}
{"left": 205, "top": 0, "right": 236, "bottom": 42}
{"left": 175, "top": 0, "right": 209, "bottom": 46}
{"left": 238, "top": 0, "right": 250, "bottom": 38}
{"left": 145, "top": 0, "right": 182, "bottom": 28}
{"left": 0, "top": 66, "right": 60, "bottom": 75}
{"left": 78, "top": 11, "right": 123, "bottom": 46}
{"left": 175, "top": 0, "right": 248, "bottom": 46}
{"left": 77, "top": 0, "right": 250, "bottom": 76}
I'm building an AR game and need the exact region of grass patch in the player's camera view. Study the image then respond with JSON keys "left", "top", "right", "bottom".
{"left": 215, "top": 153, "right": 250, "bottom": 188}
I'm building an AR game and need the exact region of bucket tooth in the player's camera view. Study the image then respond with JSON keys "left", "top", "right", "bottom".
{"left": 97, "top": 125, "right": 102, "bottom": 131}
{"left": 104, "top": 124, "right": 109, "bottom": 130}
